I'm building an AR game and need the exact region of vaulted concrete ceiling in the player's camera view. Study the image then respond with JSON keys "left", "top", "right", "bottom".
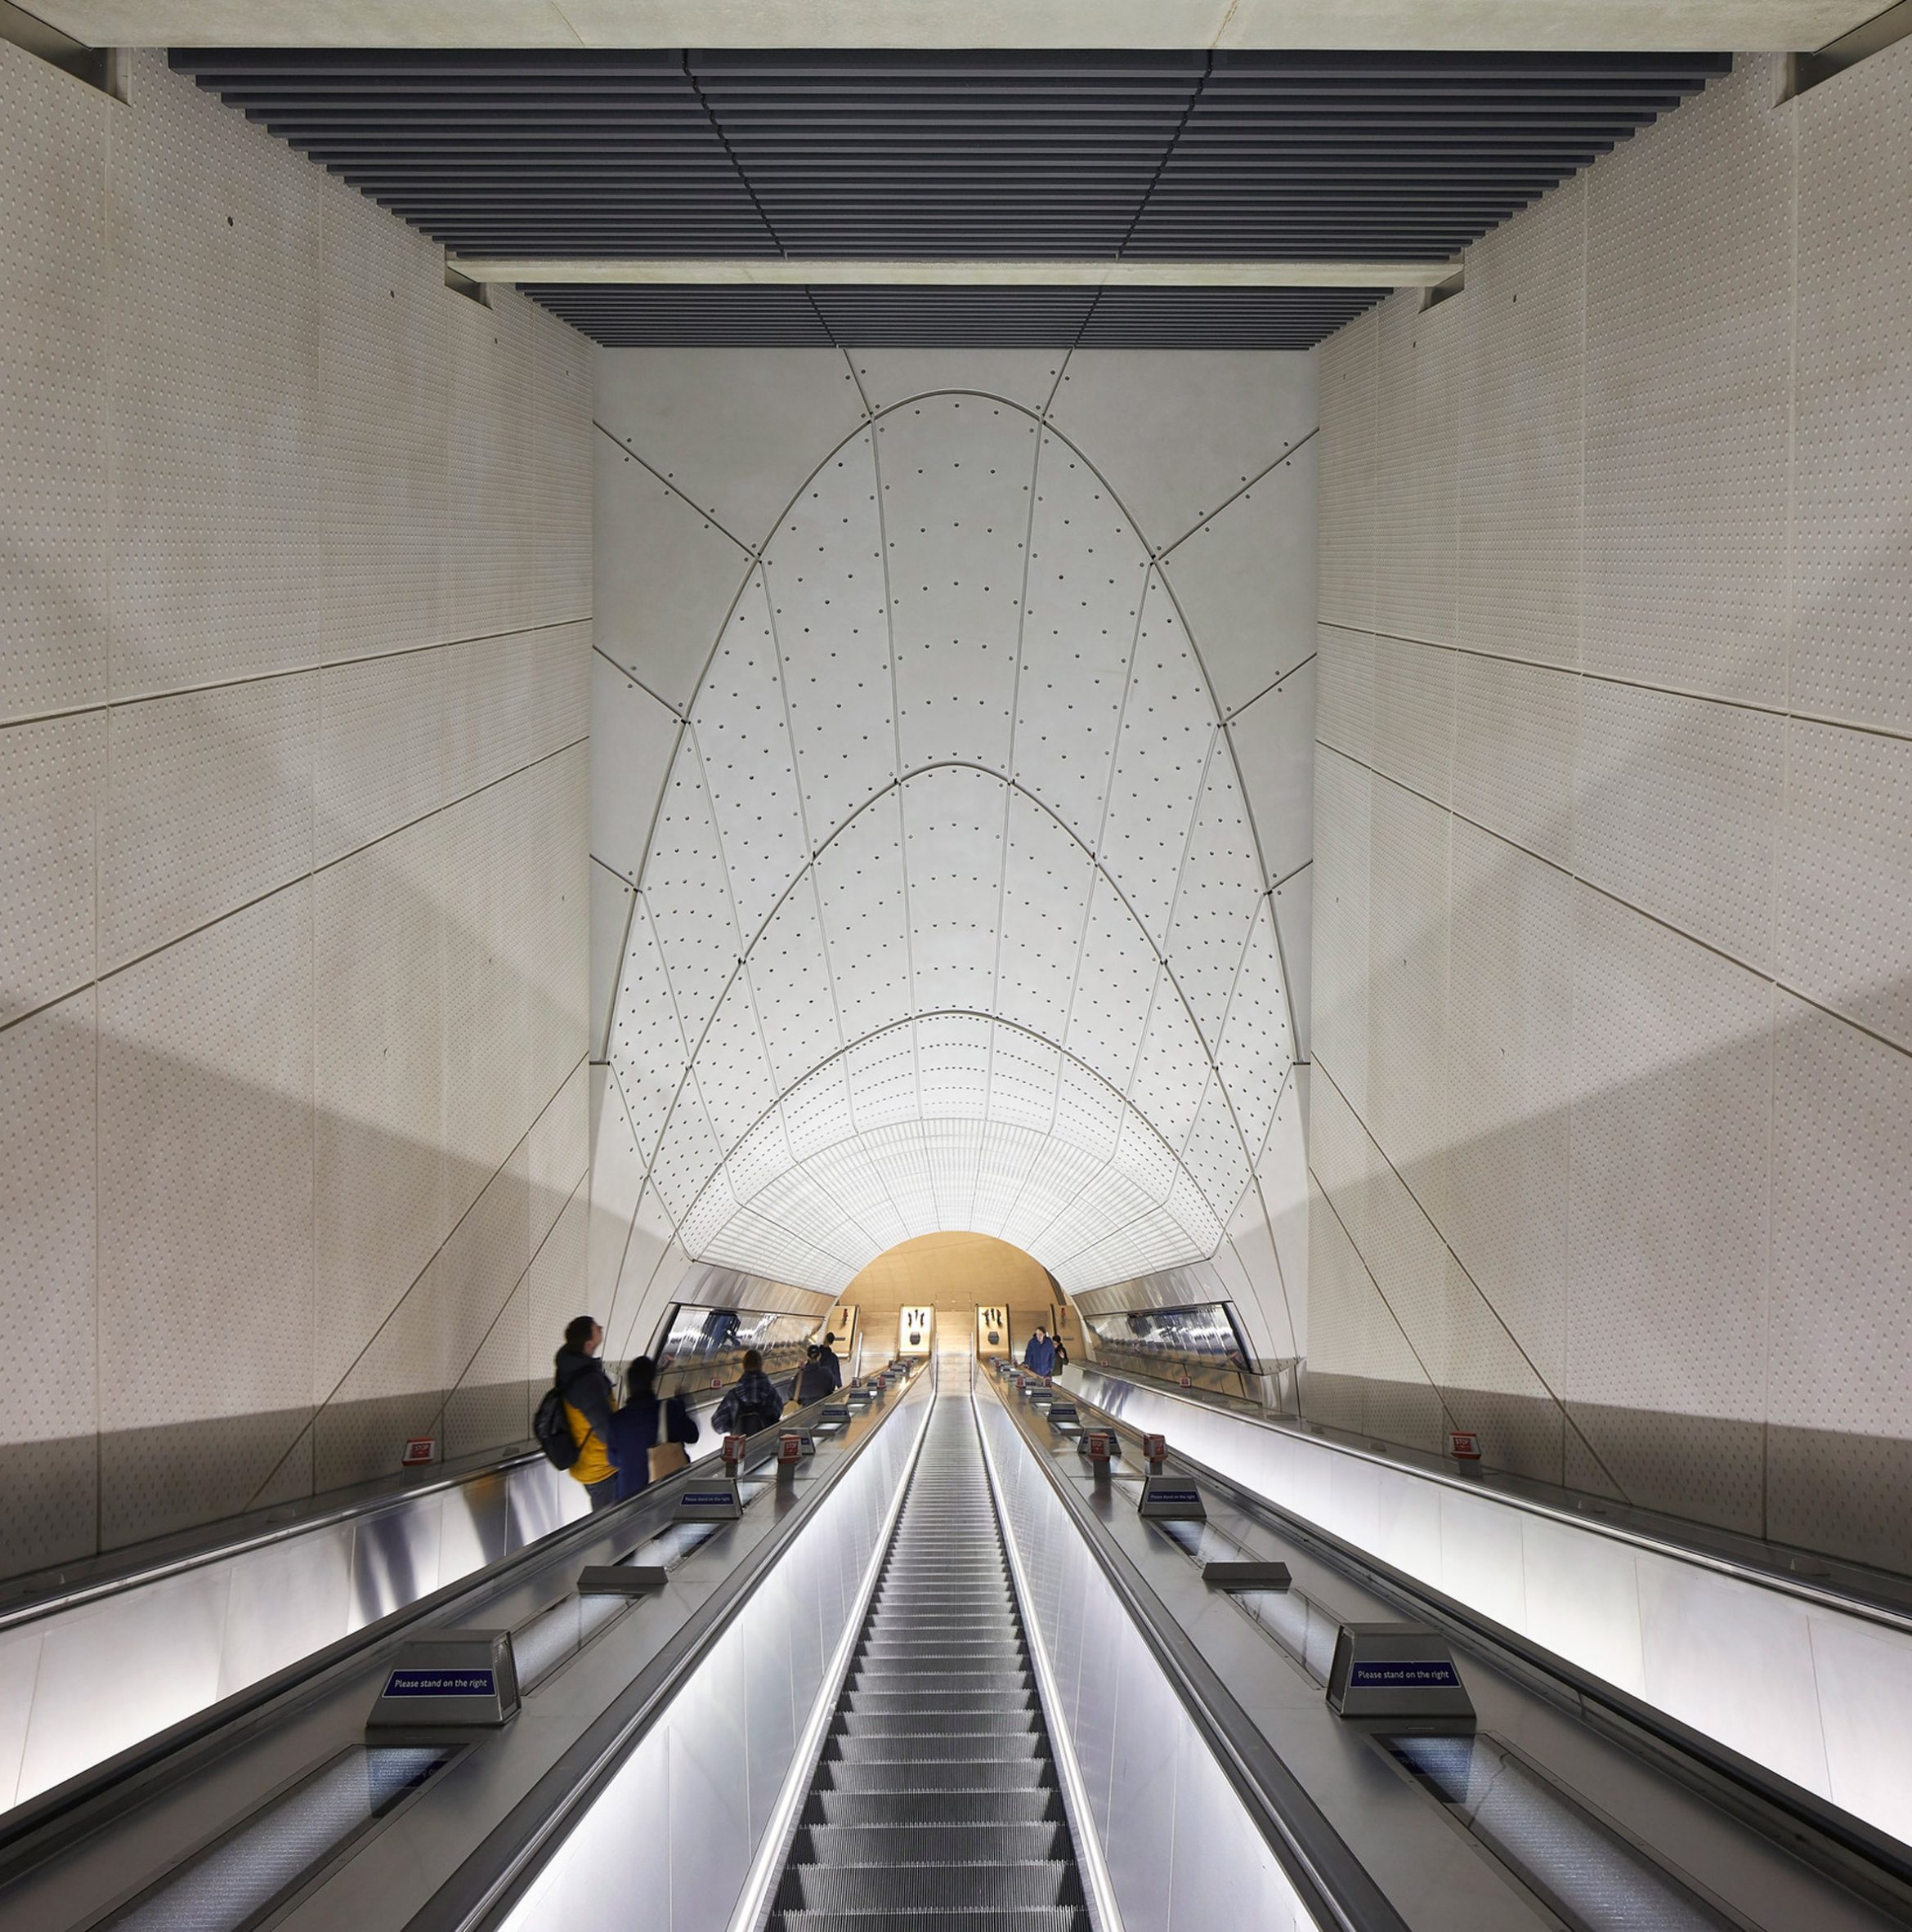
{"left": 590, "top": 351, "right": 1315, "bottom": 1303}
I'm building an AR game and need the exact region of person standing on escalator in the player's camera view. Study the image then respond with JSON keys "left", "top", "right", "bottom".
{"left": 816, "top": 1330, "right": 844, "bottom": 1392}
{"left": 793, "top": 1344, "right": 836, "bottom": 1407}
{"left": 553, "top": 1315, "right": 619, "bottom": 1510}
{"left": 605, "top": 1356, "right": 699, "bottom": 1501}
{"left": 712, "top": 1348, "right": 785, "bottom": 1436}
{"left": 1023, "top": 1326, "right": 1057, "bottom": 1378}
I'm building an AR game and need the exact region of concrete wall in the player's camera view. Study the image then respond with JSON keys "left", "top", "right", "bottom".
{"left": 589, "top": 349, "right": 1315, "bottom": 1368}
{"left": 0, "top": 46, "right": 593, "bottom": 1584}
{"left": 1305, "top": 49, "right": 1912, "bottom": 1575}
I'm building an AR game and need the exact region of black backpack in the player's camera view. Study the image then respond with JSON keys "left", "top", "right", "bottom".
{"left": 534, "top": 1384, "right": 580, "bottom": 1469}
{"left": 730, "top": 1397, "right": 780, "bottom": 1436}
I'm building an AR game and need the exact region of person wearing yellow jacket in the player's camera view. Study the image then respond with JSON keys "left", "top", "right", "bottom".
{"left": 554, "top": 1314, "right": 619, "bottom": 1509}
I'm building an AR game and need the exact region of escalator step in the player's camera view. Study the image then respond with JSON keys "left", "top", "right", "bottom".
{"left": 777, "top": 1862, "right": 1085, "bottom": 1912}
{"left": 792, "top": 1824, "right": 1072, "bottom": 1867}
{"left": 802, "top": 1790, "right": 1067, "bottom": 1828}
{"left": 771, "top": 1909, "right": 1088, "bottom": 1932}
{"left": 825, "top": 1732, "right": 1046, "bottom": 1763}
{"left": 822, "top": 1759, "right": 1057, "bottom": 1794}
{"left": 836, "top": 1711, "right": 1040, "bottom": 1737}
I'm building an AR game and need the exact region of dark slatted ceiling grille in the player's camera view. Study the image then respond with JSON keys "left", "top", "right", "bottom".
{"left": 170, "top": 47, "right": 1729, "bottom": 347}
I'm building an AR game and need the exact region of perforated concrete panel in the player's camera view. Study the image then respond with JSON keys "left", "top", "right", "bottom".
{"left": 1305, "top": 52, "right": 1912, "bottom": 1572}
{"left": 591, "top": 349, "right": 1314, "bottom": 1333}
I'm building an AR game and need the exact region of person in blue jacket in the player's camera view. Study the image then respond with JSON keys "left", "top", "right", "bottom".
{"left": 605, "top": 1356, "right": 700, "bottom": 1501}
{"left": 1023, "top": 1326, "right": 1058, "bottom": 1377}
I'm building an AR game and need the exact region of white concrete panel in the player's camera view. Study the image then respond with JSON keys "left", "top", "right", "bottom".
{"left": 1161, "top": 436, "right": 1316, "bottom": 718}
{"left": 442, "top": 778, "right": 532, "bottom": 1202}
{"left": 98, "top": 886, "right": 316, "bottom": 1545}
{"left": 996, "top": 790, "right": 1096, "bottom": 1043}
{"left": 898, "top": 766, "right": 1006, "bottom": 1015}
{"left": 1370, "top": 633, "right": 1454, "bottom": 807}
{"left": 643, "top": 739, "right": 745, "bottom": 1051}
{"left": 651, "top": 1082, "right": 726, "bottom": 1226}
{"left": 1215, "top": 902, "right": 1290, "bottom": 1158}
{"left": 527, "top": 1059, "right": 589, "bottom": 1252}
{"left": 1045, "top": 350, "right": 1316, "bottom": 552}
{"left": 0, "top": 991, "right": 97, "bottom": 1576}
{"left": 1309, "top": 745, "right": 1371, "bottom": 1113}
{"left": 814, "top": 789, "right": 914, "bottom": 1043}
{"left": 589, "top": 865, "right": 634, "bottom": 1062}
{"left": 317, "top": 171, "right": 447, "bottom": 664}
{"left": 1584, "top": 59, "right": 1793, "bottom": 705}
{"left": 532, "top": 304, "right": 594, "bottom": 627}
{"left": 777, "top": 1055, "right": 857, "bottom": 1164}
{"left": 314, "top": 817, "right": 444, "bottom": 1397}
{"left": 1099, "top": 574, "right": 1216, "bottom": 946}
{"left": 746, "top": 881, "right": 844, "bottom": 1092}
{"left": 1375, "top": 288, "right": 1460, "bottom": 647}
{"left": 763, "top": 426, "right": 896, "bottom": 837}
{"left": 1314, "top": 623, "right": 1375, "bottom": 766}
{"left": 984, "top": 1032, "right": 1063, "bottom": 1134}
{"left": 1052, "top": 1055, "right": 1124, "bottom": 1164}
{"left": 594, "top": 436, "right": 752, "bottom": 713}
{"left": 1364, "top": 777, "right": 1449, "bottom": 1216}
{"left": 596, "top": 348, "right": 867, "bottom": 550}
{"left": 1452, "top": 653, "right": 1576, "bottom": 869}
{"left": 437, "top": 1140, "right": 530, "bottom": 1400}
{"left": 109, "top": 53, "right": 322, "bottom": 698}
{"left": 1444, "top": 821, "right": 1572, "bottom": 1392}
{"left": 696, "top": 974, "right": 781, "bottom": 1152}
{"left": 1016, "top": 429, "right": 1150, "bottom": 842}
{"left": 1775, "top": 718, "right": 1912, "bottom": 1055}
{"left": 1794, "top": 38, "right": 1912, "bottom": 736}
{"left": 1271, "top": 861, "right": 1311, "bottom": 1066}
{"left": 587, "top": 1066, "right": 647, "bottom": 1313}
{"left": 101, "top": 673, "right": 316, "bottom": 970}
{"left": 1165, "top": 753, "right": 1265, "bottom": 1055}
{"left": 1576, "top": 678, "right": 1782, "bottom": 972}
{"left": 0, "top": 41, "right": 107, "bottom": 725}
{"left": 445, "top": 622, "right": 589, "bottom": 805}
{"left": 1180, "top": 1071, "right": 1252, "bottom": 1221}
{"left": 607, "top": 896, "right": 687, "bottom": 1163}
{"left": 1225, "top": 660, "right": 1314, "bottom": 888}
{"left": 314, "top": 645, "right": 444, "bottom": 867}
{"left": 442, "top": 288, "right": 537, "bottom": 647}
{"left": 883, "top": 396, "right": 1037, "bottom": 773}
{"left": 696, "top": 570, "right": 810, "bottom": 940}
{"left": 1566, "top": 886, "right": 1771, "bottom": 1532}
{"left": 0, "top": 711, "right": 102, "bottom": 1026}
{"left": 1317, "top": 311, "right": 1378, "bottom": 632}
{"left": 590, "top": 651, "right": 682, "bottom": 885}
{"left": 1127, "top": 982, "right": 1212, "bottom": 1159}
{"left": 845, "top": 1026, "right": 924, "bottom": 1134}
{"left": 849, "top": 349, "right": 1066, "bottom": 413}
{"left": 1767, "top": 996, "right": 1912, "bottom": 1572}
{"left": 1064, "top": 874, "right": 1159, "bottom": 1093}
{"left": 1458, "top": 174, "right": 1584, "bottom": 670}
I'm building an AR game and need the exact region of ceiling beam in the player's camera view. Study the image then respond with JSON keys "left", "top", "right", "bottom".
{"left": 17, "top": 0, "right": 1885, "bottom": 49}
{"left": 446, "top": 255, "right": 1456, "bottom": 286}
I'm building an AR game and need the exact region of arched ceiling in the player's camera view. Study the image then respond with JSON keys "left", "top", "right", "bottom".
{"left": 597, "top": 360, "right": 1313, "bottom": 1308}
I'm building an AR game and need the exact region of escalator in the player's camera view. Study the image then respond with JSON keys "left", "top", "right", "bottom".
{"left": 772, "top": 1393, "right": 1088, "bottom": 1931}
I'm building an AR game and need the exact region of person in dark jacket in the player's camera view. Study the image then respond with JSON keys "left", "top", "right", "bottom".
{"left": 793, "top": 1344, "right": 835, "bottom": 1407}
{"left": 712, "top": 1348, "right": 784, "bottom": 1435}
{"left": 555, "top": 1315, "right": 619, "bottom": 1510}
{"left": 1023, "top": 1326, "right": 1058, "bottom": 1378}
{"left": 605, "top": 1357, "right": 700, "bottom": 1502}
{"left": 816, "top": 1333, "right": 844, "bottom": 1391}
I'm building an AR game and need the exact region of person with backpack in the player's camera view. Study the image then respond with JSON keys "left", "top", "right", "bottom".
{"left": 793, "top": 1344, "right": 836, "bottom": 1407}
{"left": 534, "top": 1315, "right": 620, "bottom": 1510}
{"left": 711, "top": 1348, "right": 784, "bottom": 1436}
{"left": 605, "top": 1357, "right": 700, "bottom": 1501}
{"left": 815, "top": 1331, "right": 844, "bottom": 1392}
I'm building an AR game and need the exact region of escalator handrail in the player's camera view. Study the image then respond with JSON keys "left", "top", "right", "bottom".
{"left": 982, "top": 1374, "right": 1413, "bottom": 1932}
{"left": 400, "top": 1360, "right": 937, "bottom": 1932}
